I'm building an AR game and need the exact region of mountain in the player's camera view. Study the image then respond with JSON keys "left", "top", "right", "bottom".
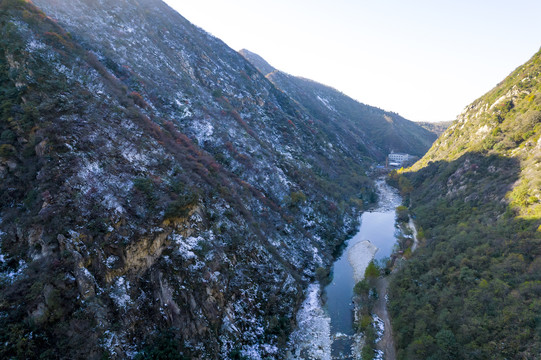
{"left": 240, "top": 49, "right": 437, "bottom": 160}
{"left": 0, "top": 0, "right": 438, "bottom": 358}
{"left": 416, "top": 120, "right": 452, "bottom": 137}
{"left": 388, "top": 49, "right": 541, "bottom": 359}
{"left": 238, "top": 49, "right": 277, "bottom": 78}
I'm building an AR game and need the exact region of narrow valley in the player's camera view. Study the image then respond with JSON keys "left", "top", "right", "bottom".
{"left": 1, "top": 0, "right": 539, "bottom": 359}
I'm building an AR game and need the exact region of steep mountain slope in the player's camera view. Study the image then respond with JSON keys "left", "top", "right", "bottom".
{"left": 389, "top": 49, "right": 541, "bottom": 359}
{"left": 240, "top": 49, "right": 437, "bottom": 160}
{"left": 0, "top": 0, "right": 381, "bottom": 358}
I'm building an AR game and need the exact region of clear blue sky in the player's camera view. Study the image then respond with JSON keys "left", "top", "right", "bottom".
{"left": 164, "top": 0, "right": 541, "bottom": 122}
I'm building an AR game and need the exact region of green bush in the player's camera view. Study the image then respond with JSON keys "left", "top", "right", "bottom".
{"left": 354, "top": 279, "right": 369, "bottom": 297}
{"left": 358, "top": 314, "right": 372, "bottom": 331}
{"left": 396, "top": 205, "right": 409, "bottom": 223}
{"left": 0, "top": 143, "right": 15, "bottom": 158}
{"left": 364, "top": 260, "right": 380, "bottom": 280}
{"left": 133, "top": 177, "right": 157, "bottom": 208}
{"left": 389, "top": 154, "right": 541, "bottom": 358}
{"left": 0, "top": 129, "right": 15, "bottom": 143}
{"left": 287, "top": 190, "right": 307, "bottom": 208}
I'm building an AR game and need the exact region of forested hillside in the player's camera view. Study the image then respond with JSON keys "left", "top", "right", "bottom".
{"left": 389, "top": 49, "right": 541, "bottom": 359}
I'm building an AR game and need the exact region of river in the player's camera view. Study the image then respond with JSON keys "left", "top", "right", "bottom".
{"left": 325, "top": 178, "right": 401, "bottom": 358}
{"left": 288, "top": 178, "right": 402, "bottom": 359}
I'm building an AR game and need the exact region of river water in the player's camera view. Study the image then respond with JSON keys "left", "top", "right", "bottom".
{"left": 287, "top": 179, "right": 401, "bottom": 359}
{"left": 325, "top": 178, "right": 401, "bottom": 359}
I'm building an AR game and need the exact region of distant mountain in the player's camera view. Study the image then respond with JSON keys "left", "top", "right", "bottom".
{"left": 416, "top": 120, "right": 452, "bottom": 137}
{"left": 389, "top": 49, "right": 541, "bottom": 358}
{"left": 240, "top": 49, "right": 437, "bottom": 160}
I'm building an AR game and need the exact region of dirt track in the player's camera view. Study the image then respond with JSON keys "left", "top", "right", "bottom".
{"left": 375, "top": 277, "right": 396, "bottom": 360}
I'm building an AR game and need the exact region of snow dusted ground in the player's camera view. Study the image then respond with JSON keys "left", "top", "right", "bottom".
{"left": 289, "top": 179, "right": 400, "bottom": 359}
{"left": 287, "top": 283, "right": 331, "bottom": 360}
{"left": 408, "top": 217, "right": 419, "bottom": 252}
{"left": 347, "top": 240, "right": 378, "bottom": 283}
{"left": 373, "top": 314, "right": 385, "bottom": 342}
{"left": 288, "top": 242, "right": 378, "bottom": 359}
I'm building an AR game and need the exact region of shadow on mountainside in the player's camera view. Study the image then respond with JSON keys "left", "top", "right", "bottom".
{"left": 388, "top": 152, "right": 541, "bottom": 359}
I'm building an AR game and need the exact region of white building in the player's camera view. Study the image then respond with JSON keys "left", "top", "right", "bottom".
{"left": 388, "top": 151, "right": 410, "bottom": 166}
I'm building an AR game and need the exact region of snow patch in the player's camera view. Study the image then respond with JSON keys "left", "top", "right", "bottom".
{"left": 171, "top": 233, "right": 203, "bottom": 260}
{"left": 316, "top": 95, "right": 336, "bottom": 112}
{"left": 0, "top": 216, "right": 5, "bottom": 264}
{"left": 121, "top": 145, "right": 149, "bottom": 167}
{"left": 261, "top": 343, "right": 278, "bottom": 354}
{"left": 191, "top": 118, "right": 214, "bottom": 144}
{"left": 288, "top": 283, "right": 331, "bottom": 360}
{"left": 100, "top": 330, "right": 127, "bottom": 358}
{"left": 1, "top": 260, "right": 27, "bottom": 283}
{"left": 373, "top": 314, "right": 385, "bottom": 343}
{"left": 110, "top": 276, "right": 132, "bottom": 309}
{"left": 26, "top": 39, "right": 47, "bottom": 51}
{"left": 102, "top": 193, "right": 125, "bottom": 215}
{"left": 240, "top": 345, "right": 262, "bottom": 360}
{"left": 311, "top": 246, "right": 323, "bottom": 266}
{"left": 106, "top": 255, "right": 119, "bottom": 268}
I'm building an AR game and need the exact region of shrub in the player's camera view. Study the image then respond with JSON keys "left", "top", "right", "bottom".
{"left": 164, "top": 193, "right": 198, "bottom": 219}
{"left": 396, "top": 205, "right": 409, "bottom": 223}
{"left": 315, "top": 266, "right": 330, "bottom": 283}
{"left": 135, "top": 329, "right": 188, "bottom": 360}
{"left": 364, "top": 260, "right": 380, "bottom": 280}
{"left": 128, "top": 91, "right": 149, "bottom": 109}
{"left": 0, "top": 0, "right": 27, "bottom": 10}
{"left": 288, "top": 191, "right": 307, "bottom": 208}
{"left": 1, "top": 129, "right": 16, "bottom": 143}
{"left": 358, "top": 314, "right": 372, "bottom": 331}
{"left": 133, "top": 177, "right": 156, "bottom": 199}
{"left": 0, "top": 144, "right": 16, "bottom": 158}
{"left": 354, "top": 279, "right": 370, "bottom": 296}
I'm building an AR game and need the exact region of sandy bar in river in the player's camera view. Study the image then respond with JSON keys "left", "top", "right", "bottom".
{"left": 347, "top": 240, "right": 378, "bottom": 283}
